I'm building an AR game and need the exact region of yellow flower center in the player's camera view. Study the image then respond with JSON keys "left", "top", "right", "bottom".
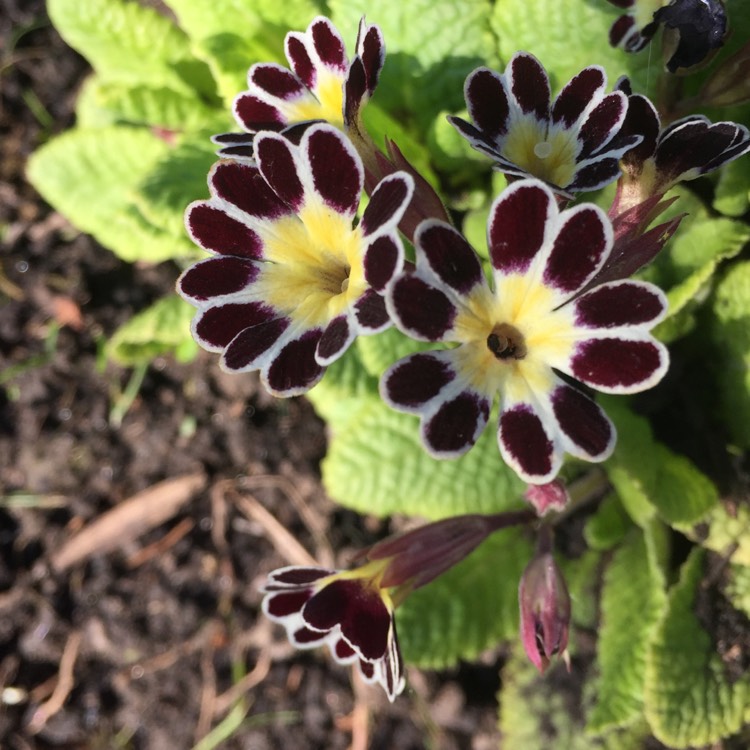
{"left": 502, "top": 116, "right": 578, "bottom": 188}
{"left": 452, "top": 275, "right": 577, "bottom": 403}
{"left": 259, "top": 204, "right": 365, "bottom": 328}
{"left": 279, "top": 68, "right": 345, "bottom": 128}
{"left": 323, "top": 559, "right": 396, "bottom": 611}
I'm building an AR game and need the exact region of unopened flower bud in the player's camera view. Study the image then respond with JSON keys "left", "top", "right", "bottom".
{"left": 518, "top": 552, "right": 571, "bottom": 673}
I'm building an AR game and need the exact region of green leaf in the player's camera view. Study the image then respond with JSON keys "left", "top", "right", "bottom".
{"left": 708, "top": 261, "right": 750, "bottom": 449}
{"left": 134, "top": 136, "right": 219, "bottom": 240}
{"left": 566, "top": 550, "right": 604, "bottom": 631}
{"left": 75, "top": 79, "right": 224, "bottom": 131}
{"left": 492, "top": 0, "right": 656, "bottom": 99}
{"left": 588, "top": 525, "right": 667, "bottom": 733}
{"left": 714, "top": 158, "right": 750, "bottom": 217}
{"left": 330, "top": 0, "right": 498, "bottom": 131}
{"left": 398, "top": 529, "right": 532, "bottom": 668}
{"left": 499, "top": 644, "right": 653, "bottom": 750}
{"left": 322, "top": 399, "right": 525, "bottom": 519}
{"left": 583, "top": 493, "right": 633, "bottom": 552}
{"left": 682, "top": 501, "right": 750, "bottom": 567}
{"left": 48, "top": 0, "right": 198, "bottom": 94}
{"left": 644, "top": 549, "right": 750, "bottom": 748}
{"left": 108, "top": 295, "right": 199, "bottom": 365}
{"left": 726, "top": 564, "right": 750, "bottom": 619}
{"left": 27, "top": 126, "right": 197, "bottom": 263}
{"left": 604, "top": 399, "right": 719, "bottom": 528}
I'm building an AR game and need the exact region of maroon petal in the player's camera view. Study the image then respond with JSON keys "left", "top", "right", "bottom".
{"left": 447, "top": 115, "right": 503, "bottom": 157}
{"left": 619, "top": 93, "right": 660, "bottom": 169}
{"left": 186, "top": 203, "right": 264, "bottom": 259}
{"left": 551, "top": 67, "right": 606, "bottom": 127}
{"left": 233, "top": 94, "right": 285, "bottom": 131}
{"left": 316, "top": 315, "right": 354, "bottom": 365}
{"left": 265, "top": 566, "right": 336, "bottom": 589}
{"left": 310, "top": 16, "right": 348, "bottom": 72}
{"left": 416, "top": 221, "right": 485, "bottom": 294}
{"left": 357, "top": 22, "right": 385, "bottom": 95}
{"left": 303, "top": 580, "right": 391, "bottom": 661}
{"left": 382, "top": 623, "right": 404, "bottom": 701}
{"left": 193, "top": 302, "right": 278, "bottom": 350}
{"left": 577, "top": 91, "right": 627, "bottom": 158}
{"left": 551, "top": 384, "right": 615, "bottom": 460}
{"left": 465, "top": 67, "right": 510, "bottom": 141}
{"left": 361, "top": 174, "right": 413, "bottom": 237}
{"left": 381, "top": 352, "right": 456, "bottom": 409}
{"left": 499, "top": 404, "right": 557, "bottom": 483}
{"left": 358, "top": 660, "right": 376, "bottom": 681}
{"left": 264, "top": 329, "right": 326, "bottom": 395}
{"left": 210, "top": 162, "right": 289, "bottom": 220}
{"left": 264, "top": 590, "right": 312, "bottom": 618}
{"left": 508, "top": 53, "right": 550, "bottom": 121}
{"left": 332, "top": 636, "right": 357, "bottom": 663}
{"left": 291, "top": 626, "right": 332, "bottom": 646}
{"left": 363, "top": 235, "right": 402, "bottom": 292}
{"left": 573, "top": 281, "right": 666, "bottom": 329}
{"left": 542, "top": 204, "right": 610, "bottom": 294}
{"left": 286, "top": 32, "right": 316, "bottom": 89}
{"left": 303, "top": 126, "right": 363, "bottom": 215}
{"left": 353, "top": 289, "right": 390, "bottom": 332}
{"left": 255, "top": 133, "right": 305, "bottom": 210}
{"left": 389, "top": 275, "right": 457, "bottom": 340}
{"left": 423, "top": 391, "right": 491, "bottom": 457}
{"left": 566, "top": 156, "right": 623, "bottom": 192}
{"left": 221, "top": 317, "right": 290, "bottom": 369}
{"left": 488, "top": 181, "right": 555, "bottom": 275}
{"left": 249, "top": 63, "right": 306, "bottom": 99}
{"left": 568, "top": 337, "right": 668, "bottom": 391}
{"left": 178, "top": 257, "right": 260, "bottom": 303}
{"left": 212, "top": 132, "right": 256, "bottom": 161}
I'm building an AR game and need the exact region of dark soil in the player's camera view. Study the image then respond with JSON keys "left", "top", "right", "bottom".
{"left": 0, "top": 3, "right": 502, "bottom": 748}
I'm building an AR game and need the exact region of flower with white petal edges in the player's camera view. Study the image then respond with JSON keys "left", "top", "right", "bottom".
{"left": 448, "top": 52, "right": 641, "bottom": 195}
{"left": 178, "top": 123, "right": 413, "bottom": 396}
{"left": 382, "top": 179, "right": 669, "bottom": 484}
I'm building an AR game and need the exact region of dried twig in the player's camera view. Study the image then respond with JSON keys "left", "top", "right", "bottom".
{"left": 125, "top": 517, "right": 195, "bottom": 569}
{"left": 27, "top": 631, "right": 82, "bottom": 734}
{"left": 50, "top": 473, "right": 206, "bottom": 571}
{"left": 212, "top": 649, "right": 272, "bottom": 717}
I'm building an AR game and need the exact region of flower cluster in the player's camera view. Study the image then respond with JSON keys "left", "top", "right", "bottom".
{"left": 176, "top": 12, "right": 750, "bottom": 697}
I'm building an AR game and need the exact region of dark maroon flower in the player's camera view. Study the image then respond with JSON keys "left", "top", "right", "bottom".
{"left": 448, "top": 52, "right": 641, "bottom": 194}
{"left": 382, "top": 179, "right": 669, "bottom": 484}
{"left": 606, "top": 0, "right": 664, "bottom": 54}
{"left": 178, "top": 124, "right": 413, "bottom": 396}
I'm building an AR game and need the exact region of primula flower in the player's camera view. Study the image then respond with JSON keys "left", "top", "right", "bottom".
{"left": 213, "top": 16, "right": 384, "bottom": 160}
{"left": 448, "top": 52, "right": 641, "bottom": 195}
{"left": 261, "top": 510, "right": 535, "bottom": 701}
{"left": 519, "top": 551, "right": 571, "bottom": 672}
{"left": 613, "top": 78, "right": 750, "bottom": 213}
{"left": 607, "top": 0, "right": 665, "bottom": 53}
{"left": 178, "top": 123, "right": 413, "bottom": 396}
{"left": 262, "top": 563, "right": 405, "bottom": 702}
{"left": 381, "top": 178, "right": 669, "bottom": 484}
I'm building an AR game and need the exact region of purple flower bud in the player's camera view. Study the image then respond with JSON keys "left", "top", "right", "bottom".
{"left": 524, "top": 480, "right": 569, "bottom": 516}
{"left": 518, "top": 552, "right": 571, "bottom": 673}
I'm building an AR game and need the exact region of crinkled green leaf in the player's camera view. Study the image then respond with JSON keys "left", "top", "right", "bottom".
{"left": 588, "top": 525, "right": 667, "bottom": 733}
{"left": 644, "top": 548, "right": 750, "bottom": 748}
{"left": 27, "top": 126, "right": 196, "bottom": 263}
{"left": 583, "top": 493, "right": 633, "bottom": 552}
{"left": 499, "top": 644, "right": 653, "bottom": 750}
{"left": 322, "top": 399, "right": 525, "bottom": 519}
{"left": 134, "top": 136, "right": 219, "bottom": 240}
{"left": 714, "top": 158, "right": 750, "bottom": 217}
{"left": 604, "top": 399, "right": 718, "bottom": 527}
{"left": 565, "top": 549, "right": 603, "bottom": 631}
{"left": 48, "top": 0, "right": 201, "bottom": 94}
{"left": 330, "top": 0, "right": 497, "bottom": 130}
{"left": 681, "top": 501, "right": 750, "bottom": 567}
{"left": 108, "top": 295, "right": 199, "bottom": 365}
{"left": 726, "top": 564, "right": 750, "bottom": 619}
{"left": 398, "top": 529, "right": 531, "bottom": 668}
{"left": 492, "top": 0, "right": 655, "bottom": 99}
{"left": 708, "top": 261, "right": 750, "bottom": 448}
{"left": 75, "top": 79, "right": 224, "bottom": 131}
{"left": 306, "top": 346, "right": 379, "bottom": 430}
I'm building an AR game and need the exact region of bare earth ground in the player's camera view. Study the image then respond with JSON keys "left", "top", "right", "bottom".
{"left": 0, "top": 2, "right": 504, "bottom": 748}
